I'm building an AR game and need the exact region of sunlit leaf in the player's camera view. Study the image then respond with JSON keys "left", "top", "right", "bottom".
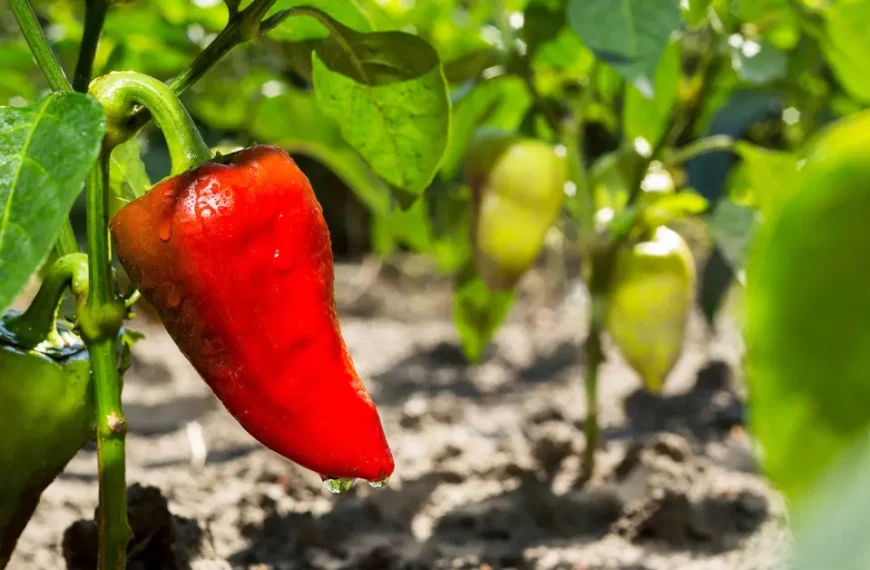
{"left": 0, "top": 92, "right": 104, "bottom": 314}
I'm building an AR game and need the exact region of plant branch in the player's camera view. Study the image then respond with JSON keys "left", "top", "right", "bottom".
{"left": 81, "top": 153, "right": 129, "bottom": 570}
{"left": 667, "top": 135, "right": 735, "bottom": 167}
{"left": 123, "top": 0, "right": 278, "bottom": 134}
{"left": 3, "top": 253, "right": 89, "bottom": 349}
{"left": 73, "top": 0, "right": 110, "bottom": 92}
{"left": 10, "top": 0, "right": 71, "bottom": 91}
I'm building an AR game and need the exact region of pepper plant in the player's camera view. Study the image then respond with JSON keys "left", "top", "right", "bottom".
{"left": 4, "top": 0, "right": 870, "bottom": 569}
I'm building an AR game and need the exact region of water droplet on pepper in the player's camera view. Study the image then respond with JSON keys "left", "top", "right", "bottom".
{"left": 158, "top": 221, "right": 172, "bottom": 242}
{"left": 322, "top": 477, "right": 355, "bottom": 495}
{"left": 367, "top": 476, "right": 390, "bottom": 489}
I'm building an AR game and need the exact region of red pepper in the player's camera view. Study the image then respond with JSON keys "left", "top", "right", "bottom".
{"left": 109, "top": 145, "right": 394, "bottom": 483}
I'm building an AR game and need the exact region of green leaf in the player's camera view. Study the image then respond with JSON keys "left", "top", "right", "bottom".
{"left": 370, "top": 198, "right": 433, "bottom": 257}
{"left": 440, "top": 76, "right": 532, "bottom": 181}
{"left": 731, "top": 142, "right": 799, "bottom": 219}
{"left": 310, "top": 12, "right": 451, "bottom": 196}
{"left": 745, "top": 111, "right": 870, "bottom": 503}
{"left": 250, "top": 89, "right": 391, "bottom": 216}
{"left": 682, "top": 0, "right": 708, "bottom": 28}
{"left": 429, "top": 184, "right": 473, "bottom": 274}
{"left": 823, "top": 0, "right": 870, "bottom": 104}
{"left": 0, "top": 92, "right": 104, "bottom": 314}
{"left": 443, "top": 49, "right": 498, "bottom": 84}
{"left": 640, "top": 191, "right": 708, "bottom": 229}
{"left": 623, "top": 40, "right": 680, "bottom": 148}
{"left": 709, "top": 199, "right": 756, "bottom": 277}
{"left": 108, "top": 138, "right": 150, "bottom": 209}
{"left": 567, "top": 0, "right": 682, "bottom": 97}
{"left": 791, "top": 438, "right": 870, "bottom": 570}
{"left": 730, "top": 39, "right": 788, "bottom": 85}
{"left": 453, "top": 263, "right": 515, "bottom": 363}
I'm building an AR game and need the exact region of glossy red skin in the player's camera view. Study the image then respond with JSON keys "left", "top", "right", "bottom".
{"left": 110, "top": 145, "right": 394, "bottom": 482}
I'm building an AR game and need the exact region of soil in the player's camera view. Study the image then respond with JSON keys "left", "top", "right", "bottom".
{"left": 8, "top": 257, "right": 791, "bottom": 570}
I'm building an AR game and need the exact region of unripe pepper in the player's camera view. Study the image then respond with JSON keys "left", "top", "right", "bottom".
{"left": 465, "top": 130, "right": 567, "bottom": 291}
{"left": 91, "top": 72, "right": 394, "bottom": 486}
{"left": 605, "top": 226, "right": 695, "bottom": 392}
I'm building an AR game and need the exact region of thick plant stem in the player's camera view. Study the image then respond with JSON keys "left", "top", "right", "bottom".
{"left": 91, "top": 337, "right": 129, "bottom": 570}
{"left": 74, "top": 0, "right": 110, "bottom": 92}
{"left": 3, "top": 253, "right": 89, "bottom": 349}
{"left": 82, "top": 155, "right": 129, "bottom": 570}
{"left": 9, "top": 0, "right": 71, "bottom": 91}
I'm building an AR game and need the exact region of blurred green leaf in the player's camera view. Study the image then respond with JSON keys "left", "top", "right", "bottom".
{"left": 699, "top": 246, "right": 734, "bottom": 327}
{"left": 189, "top": 68, "right": 272, "bottom": 131}
{"left": 453, "top": 263, "right": 515, "bottom": 363}
{"left": 250, "top": 89, "right": 391, "bottom": 216}
{"left": 429, "top": 184, "right": 473, "bottom": 273}
{"left": 791, "top": 438, "right": 870, "bottom": 570}
{"left": 0, "top": 92, "right": 104, "bottom": 314}
{"left": 108, "top": 138, "right": 150, "bottom": 215}
{"left": 709, "top": 198, "right": 756, "bottom": 275}
{"left": 623, "top": 40, "right": 680, "bottom": 148}
{"left": 733, "top": 0, "right": 799, "bottom": 50}
{"left": 731, "top": 142, "right": 799, "bottom": 218}
{"left": 311, "top": 14, "right": 451, "bottom": 196}
{"left": 567, "top": 0, "right": 681, "bottom": 97}
{"left": 443, "top": 49, "right": 498, "bottom": 84}
{"left": 640, "top": 191, "right": 708, "bottom": 229}
{"left": 730, "top": 39, "right": 788, "bottom": 85}
{"left": 745, "top": 111, "right": 870, "bottom": 504}
{"left": 440, "top": 75, "right": 532, "bottom": 181}
{"left": 823, "top": 0, "right": 870, "bottom": 104}
{"left": 683, "top": 0, "right": 708, "bottom": 28}
{"left": 371, "top": 198, "right": 433, "bottom": 256}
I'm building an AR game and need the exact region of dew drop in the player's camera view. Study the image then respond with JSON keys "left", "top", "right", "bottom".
{"left": 367, "top": 476, "right": 390, "bottom": 489}
{"left": 321, "top": 477, "right": 355, "bottom": 495}
{"left": 166, "top": 287, "right": 182, "bottom": 309}
{"left": 158, "top": 221, "right": 172, "bottom": 242}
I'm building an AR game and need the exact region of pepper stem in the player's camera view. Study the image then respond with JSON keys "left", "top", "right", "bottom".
{"left": 88, "top": 71, "right": 212, "bottom": 176}
{"left": 3, "top": 253, "right": 89, "bottom": 349}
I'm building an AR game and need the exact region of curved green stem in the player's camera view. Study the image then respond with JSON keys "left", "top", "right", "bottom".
{"left": 80, "top": 154, "right": 129, "bottom": 570}
{"left": 3, "top": 254, "right": 89, "bottom": 349}
{"left": 666, "top": 135, "right": 736, "bottom": 167}
{"left": 74, "top": 0, "right": 110, "bottom": 92}
{"left": 9, "top": 0, "right": 71, "bottom": 91}
{"left": 89, "top": 71, "right": 212, "bottom": 175}
{"left": 56, "top": 222, "right": 80, "bottom": 257}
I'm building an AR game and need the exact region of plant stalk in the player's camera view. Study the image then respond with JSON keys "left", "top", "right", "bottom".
{"left": 82, "top": 154, "right": 129, "bottom": 570}
{"left": 10, "top": 0, "right": 81, "bottom": 258}
{"left": 74, "top": 0, "right": 110, "bottom": 92}
{"left": 9, "top": 0, "right": 71, "bottom": 91}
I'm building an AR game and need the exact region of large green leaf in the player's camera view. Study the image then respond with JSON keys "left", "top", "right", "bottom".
{"left": 453, "top": 263, "right": 515, "bottom": 363}
{"left": 623, "top": 39, "right": 680, "bottom": 148}
{"left": 0, "top": 92, "right": 104, "bottom": 314}
{"left": 310, "top": 12, "right": 451, "bottom": 197}
{"left": 745, "top": 110, "right": 870, "bottom": 504}
{"left": 250, "top": 89, "right": 391, "bottom": 216}
{"left": 823, "top": 0, "right": 870, "bottom": 104}
{"left": 709, "top": 199, "right": 756, "bottom": 277}
{"left": 567, "top": 0, "right": 681, "bottom": 97}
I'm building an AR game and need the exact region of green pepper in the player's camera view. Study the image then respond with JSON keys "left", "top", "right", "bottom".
{"left": 0, "top": 314, "right": 131, "bottom": 567}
